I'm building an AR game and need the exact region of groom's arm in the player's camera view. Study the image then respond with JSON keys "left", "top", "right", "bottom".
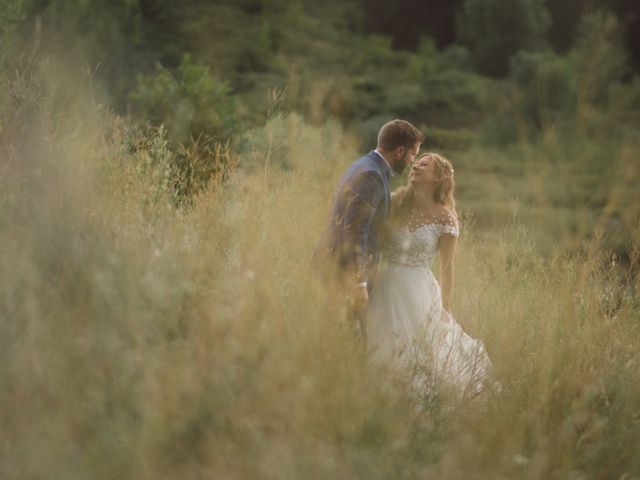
{"left": 341, "top": 171, "right": 384, "bottom": 284}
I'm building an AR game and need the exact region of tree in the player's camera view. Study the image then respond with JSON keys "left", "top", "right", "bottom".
{"left": 362, "top": 0, "right": 462, "bottom": 50}
{"left": 0, "top": 0, "right": 24, "bottom": 58}
{"left": 545, "top": 0, "right": 589, "bottom": 52}
{"left": 129, "top": 54, "right": 240, "bottom": 145}
{"left": 606, "top": 0, "right": 640, "bottom": 71}
{"left": 457, "top": 0, "right": 550, "bottom": 76}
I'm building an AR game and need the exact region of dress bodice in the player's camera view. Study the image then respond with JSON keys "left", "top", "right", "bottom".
{"left": 383, "top": 216, "right": 459, "bottom": 268}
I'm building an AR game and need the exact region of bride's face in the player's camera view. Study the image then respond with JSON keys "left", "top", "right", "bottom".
{"left": 409, "top": 155, "right": 437, "bottom": 186}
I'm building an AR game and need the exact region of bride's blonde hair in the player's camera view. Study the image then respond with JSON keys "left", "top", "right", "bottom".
{"left": 391, "top": 152, "right": 456, "bottom": 222}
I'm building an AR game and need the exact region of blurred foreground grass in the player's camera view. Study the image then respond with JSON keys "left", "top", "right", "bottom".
{"left": 1, "top": 60, "right": 639, "bottom": 480}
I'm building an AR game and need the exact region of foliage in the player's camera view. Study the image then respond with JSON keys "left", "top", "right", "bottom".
{"left": 571, "top": 10, "right": 630, "bottom": 132}
{"left": 127, "top": 55, "right": 241, "bottom": 200}
{"left": 21, "top": 0, "right": 142, "bottom": 76}
{"left": 481, "top": 9, "right": 637, "bottom": 146}
{"left": 9, "top": 0, "right": 640, "bottom": 149}
{"left": 114, "top": 123, "right": 237, "bottom": 208}
{"left": 0, "top": 0, "right": 24, "bottom": 34}
{"left": 508, "top": 50, "right": 577, "bottom": 133}
{"left": 361, "top": 0, "right": 463, "bottom": 50}
{"left": 345, "top": 36, "right": 491, "bottom": 142}
{"left": 457, "top": 0, "right": 551, "bottom": 76}
{"left": 0, "top": 0, "right": 24, "bottom": 60}
{"left": 130, "top": 55, "right": 241, "bottom": 146}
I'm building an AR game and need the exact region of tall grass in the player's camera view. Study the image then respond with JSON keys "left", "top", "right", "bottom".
{"left": 1, "top": 58, "right": 639, "bottom": 480}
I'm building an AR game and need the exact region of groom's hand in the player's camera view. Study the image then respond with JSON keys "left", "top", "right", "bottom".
{"left": 349, "top": 284, "right": 369, "bottom": 313}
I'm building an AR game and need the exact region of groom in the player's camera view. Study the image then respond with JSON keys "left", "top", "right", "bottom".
{"left": 314, "top": 119, "right": 423, "bottom": 341}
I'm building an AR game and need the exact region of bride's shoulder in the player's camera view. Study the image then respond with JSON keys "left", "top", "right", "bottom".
{"left": 433, "top": 205, "right": 458, "bottom": 227}
{"left": 434, "top": 206, "right": 459, "bottom": 237}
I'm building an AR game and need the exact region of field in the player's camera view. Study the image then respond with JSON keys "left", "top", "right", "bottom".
{"left": 1, "top": 60, "right": 639, "bottom": 479}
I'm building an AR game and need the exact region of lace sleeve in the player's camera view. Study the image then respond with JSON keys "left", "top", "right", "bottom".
{"left": 437, "top": 224, "right": 459, "bottom": 237}
{"left": 436, "top": 210, "right": 459, "bottom": 237}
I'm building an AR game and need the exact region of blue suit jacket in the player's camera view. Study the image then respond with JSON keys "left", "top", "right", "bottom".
{"left": 314, "top": 151, "right": 392, "bottom": 288}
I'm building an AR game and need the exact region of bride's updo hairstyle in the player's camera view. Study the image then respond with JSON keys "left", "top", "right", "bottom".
{"left": 391, "top": 153, "right": 456, "bottom": 223}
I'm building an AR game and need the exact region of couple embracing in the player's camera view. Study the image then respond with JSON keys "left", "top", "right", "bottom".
{"left": 314, "top": 119, "right": 493, "bottom": 397}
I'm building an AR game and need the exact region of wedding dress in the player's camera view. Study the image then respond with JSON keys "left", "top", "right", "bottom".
{"left": 367, "top": 212, "right": 493, "bottom": 397}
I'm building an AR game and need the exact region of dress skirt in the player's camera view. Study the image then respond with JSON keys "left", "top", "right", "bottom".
{"left": 367, "top": 261, "right": 493, "bottom": 396}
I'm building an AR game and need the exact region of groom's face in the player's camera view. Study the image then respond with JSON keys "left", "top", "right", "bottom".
{"left": 392, "top": 142, "right": 421, "bottom": 175}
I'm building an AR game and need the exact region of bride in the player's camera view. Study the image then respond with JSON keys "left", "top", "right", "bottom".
{"left": 367, "top": 152, "right": 494, "bottom": 398}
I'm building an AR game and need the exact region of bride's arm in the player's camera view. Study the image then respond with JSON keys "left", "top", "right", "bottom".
{"left": 439, "top": 234, "right": 457, "bottom": 313}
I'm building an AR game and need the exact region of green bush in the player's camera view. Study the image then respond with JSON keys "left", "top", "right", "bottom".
{"left": 421, "top": 125, "right": 477, "bottom": 151}
{"left": 128, "top": 55, "right": 242, "bottom": 201}
{"left": 420, "top": 69, "right": 490, "bottom": 125}
{"left": 347, "top": 38, "right": 489, "bottom": 129}
{"left": 509, "top": 50, "right": 577, "bottom": 131}
{"left": 129, "top": 54, "right": 241, "bottom": 146}
{"left": 483, "top": 10, "right": 638, "bottom": 145}
{"left": 113, "top": 121, "right": 238, "bottom": 206}
{"left": 0, "top": 0, "right": 23, "bottom": 50}
{"left": 570, "top": 10, "right": 631, "bottom": 135}
{"left": 236, "top": 111, "right": 346, "bottom": 174}
{"left": 458, "top": 0, "right": 550, "bottom": 76}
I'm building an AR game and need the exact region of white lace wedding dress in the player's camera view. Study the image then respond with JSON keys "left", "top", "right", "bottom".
{"left": 367, "top": 213, "right": 493, "bottom": 397}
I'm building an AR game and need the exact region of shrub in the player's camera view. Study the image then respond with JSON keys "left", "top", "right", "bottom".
{"left": 509, "top": 50, "right": 577, "bottom": 131}
{"left": 129, "top": 54, "right": 241, "bottom": 146}
{"left": 457, "top": 0, "right": 551, "bottom": 76}
{"left": 0, "top": 0, "right": 23, "bottom": 56}
{"left": 485, "top": 10, "right": 638, "bottom": 145}
{"left": 571, "top": 10, "right": 630, "bottom": 134}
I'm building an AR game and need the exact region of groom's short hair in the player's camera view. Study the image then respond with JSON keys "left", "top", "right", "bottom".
{"left": 377, "top": 119, "right": 424, "bottom": 151}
